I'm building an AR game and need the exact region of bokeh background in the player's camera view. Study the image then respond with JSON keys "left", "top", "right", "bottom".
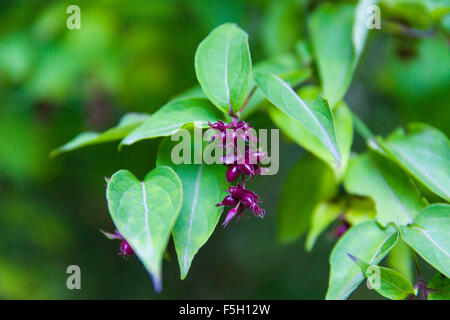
{"left": 0, "top": 0, "right": 448, "bottom": 299}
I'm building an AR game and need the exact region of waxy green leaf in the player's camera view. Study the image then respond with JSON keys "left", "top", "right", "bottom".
{"left": 106, "top": 167, "right": 183, "bottom": 291}
{"left": 269, "top": 86, "right": 353, "bottom": 179}
{"left": 309, "top": 3, "right": 353, "bottom": 107}
{"left": 353, "top": 0, "right": 379, "bottom": 57}
{"left": 255, "top": 73, "right": 342, "bottom": 164}
{"left": 156, "top": 136, "right": 226, "bottom": 279}
{"left": 381, "top": 123, "right": 450, "bottom": 202}
{"left": 177, "top": 53, "right": 311, "bottom": 119}
{"left": 387, "top": 238, "right": 414, "bottom": 282}
{"left": 242, "top": 60, "right": 311, "bottom": 119}
{"left": 348, "top": 254, "right": 416, "bottom": 300}
{"left": 120, "top": 98, "right": 223, "bottom": 147}
{"left": 326, "top": 221, "right": 398, "bottom": 300}
{"left": 309, "top": 2, "right": 377, "bottom": 107}
{"left": 195, "top": 23, "right": 252, "bottom": 114}
{"left": 277, "top": 155, "right": 337, "bottom": 244}
{"left": 344, "top": 152, "right": 427, "bottom": 227}
{"left": 50, "top": 113, "right": 149, "bottom": 156}
{"left": 428, "top": 273, "right": 450, "bottom": 300}
{"left": 401, "top": 203, "right": 450, "bottom": 278}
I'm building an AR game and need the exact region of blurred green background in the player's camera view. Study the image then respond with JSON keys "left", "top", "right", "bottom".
{"left": 0, "top": 0, "right": 448, "bottom": 299}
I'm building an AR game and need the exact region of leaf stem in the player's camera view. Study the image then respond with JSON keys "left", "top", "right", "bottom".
{"left": 237, "top": 86, "right": 257, "bottom": 119}
{"left": 352, "top": 112, "right": 374, "bottom": 141}
{"left": 351, "top": 111, "right": 386, "bottom": 152}
{"left": 412, "top": 252, "right": 422, "bottom": 281}
{"left": 382, "top": 20, "right": 435, "bottom": 39}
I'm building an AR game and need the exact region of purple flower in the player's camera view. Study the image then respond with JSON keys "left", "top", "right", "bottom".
{"left": 101, "top": 230, "right": 135, "bottom": 257}
{"left": 209, "top": 119, "right": 267, "bottom": 227}
{"left": 119, "top": 239, "right": 134, "bottom": 256}
{"left": 217, "top": 184, "right": 265, "bottom": 226}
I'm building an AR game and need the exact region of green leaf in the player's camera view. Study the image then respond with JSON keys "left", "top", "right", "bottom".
{"left": 387, "top": 238, "right": 414, "bottom": 282}
{"left": 309, "top": 2, "right": 377, "bottom": 107}
{"left": 50, "top": 113, "right": 149, "bottom": 156}
{"left": 269, "top": 86, "right": 353, "bottom": 179}
{"left": 120, "top": 98, "right": 223, "bottom": 147}
{"left": 156, "top": 136, "right": 226, "bottom": 279}
{"left": 326, "top": 221, "right": 398, "bottom": 300}
{"left": 344, "top": 196, "right": 377, "bottom": 225}
{"left": 106, "top": 167, "right": 183, "bottom": 291}
{"left": 353, "top": 0, "right": 379, "bottom": 57}
{"left": 400, "top": 203, "right": 450, "bottom": 278}
{"left": 381, "top": 123, "right": 450, "bottom": 201}
{"left": 261, "top": 0, "right": 305, "bottom": 56}
{"left": 348, "top": 254, "right": 416, "bottom": 300}
{"left": 344, "top": 152, "right": 427, "bottom": 227}
{"left": 194, "top": 23, "right": 252, "bottom": 114}
{"left": 255, "top": 73, "right": 342, "bottom": 164}
{"left": 176, "top": 53, "right": 311, "bottom": 119}
{"left": 428, "top": 273, "right": 450, "bottom": 300}
{"left": 309, "top": 3, "right": 353, "bottom": 107}
{"left": 277, "top": 155, "right": 337, "bottom": 244}
{"left": 241, "top": 54, "right": 311, "bottom": 119}
{"left": 306, "top": 199, "right": 346, "bottom": 251}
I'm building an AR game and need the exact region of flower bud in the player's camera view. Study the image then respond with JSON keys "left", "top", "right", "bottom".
{"left": 222, "top": 207, "right": 238, "bottom": 227}
{"left": 226, "top": 165, "right": 240, "bottom": 182}
{"left": 120, "top": 239, "right": 134, "bottom": 256}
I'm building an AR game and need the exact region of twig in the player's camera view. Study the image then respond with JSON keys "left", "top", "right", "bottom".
{"left": 237, "top": 86, "right": 257, "bottom": 118}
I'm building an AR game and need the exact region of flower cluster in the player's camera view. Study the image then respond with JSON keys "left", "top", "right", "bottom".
{"left": 208, "top": 119, "right": 267, "bottom": 227}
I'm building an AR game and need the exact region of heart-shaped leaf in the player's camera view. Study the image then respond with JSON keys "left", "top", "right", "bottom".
{"left": 348, "top": 254, "right": 416, "bottom": 300}
{"left": 326, "top": 221, "right": 398, "bottom": 300}
{"left": 195, "top": 23, "right": 252, "bottom": 114}
{"left": 106, "top": 166, "right": 183, "bottom": 291}
{"left": 400, "top": 203, "right": 450, "bottom": 278}
{"left": 120, "top": 98, "right": 223, "bottom": 147}
{"left": 381, "top": 123, "right": 450, "bottom": 202}
{"left": 156, "top": 136, "right": 227, "bottom": 279}
{"left": 51, "top": 113, "right": 149, "bottom": 156}
{"left": 344, "top": 152, "right": 427, "bottom": 227}
{"left": 255, "top": 72, "right": 342, "bottom": 164}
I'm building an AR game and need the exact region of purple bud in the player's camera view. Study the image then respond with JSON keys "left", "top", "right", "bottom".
{"left": 226, "top": 165, "right": 240, "bottom": 182}
{"left": 238, "top": 163, "right": 253, "bottom": 175}
{"left": 120, "top": 239, "right": 134, "bottom": 256}
{"left": 228, "top": 185, "right": 246, "bottom": 200}
{"left": 222, "top": 207, "right": 238, "bottom": 227}
{"left": 217, "top": 195, "right": 239, "bottom": 207}
{"left": 241, "top": 192, "right": 256, "bottom": 208}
